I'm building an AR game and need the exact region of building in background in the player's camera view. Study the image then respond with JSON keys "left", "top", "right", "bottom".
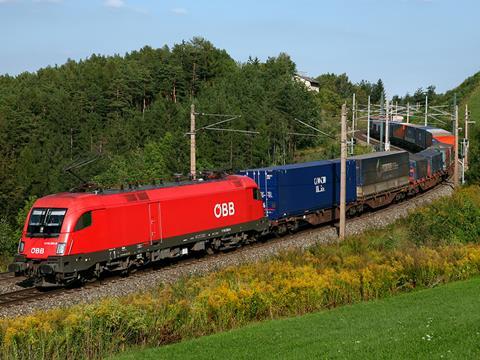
{"left": 294, "top": 74, "right": 319, "bottom": 92}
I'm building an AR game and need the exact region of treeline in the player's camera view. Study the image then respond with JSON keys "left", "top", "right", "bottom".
{"left": 0, "top": 37, "right": 391, "bottom": 256}
{"left": 0, "top": 39, "right": 314, "bottom": 221}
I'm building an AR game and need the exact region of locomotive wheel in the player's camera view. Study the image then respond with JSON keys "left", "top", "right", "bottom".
{"left": 288, "top": 221, "right": 299, "bottom": 233}
{"left": 274, "top": 224, "right": 288, "bottom": 237}
{"left": 120, "top": 269, "right": 130, "bottom": 277}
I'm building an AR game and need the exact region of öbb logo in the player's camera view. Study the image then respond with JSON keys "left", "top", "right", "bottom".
{"left": 214, "top": 202, "right": 235, "bottom": 218}
{"left": 30, "top": 247, "right": 45, "bottom": 255}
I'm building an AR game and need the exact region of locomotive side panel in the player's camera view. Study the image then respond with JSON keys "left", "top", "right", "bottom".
{"left": 103, "top": 203, "right": 150, "bottom": 249}
{"left": 67, "top": 209, "right": 109, "bottom": 255}
{"left": 159, "top": 187, "right": 259, "bottom": 243}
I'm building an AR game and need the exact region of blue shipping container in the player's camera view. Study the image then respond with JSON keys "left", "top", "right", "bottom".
{"left": 239, "top": 160, "right": 357, "bottom": 221}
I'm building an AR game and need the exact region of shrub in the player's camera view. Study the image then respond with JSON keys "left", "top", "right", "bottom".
{"left": 0, "top": 217, "right": 15, "bottom": 256}
{"left": 408, "top": 186, "right": 480, "bottom": 245}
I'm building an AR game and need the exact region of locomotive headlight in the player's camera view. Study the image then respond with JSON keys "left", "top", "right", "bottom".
{"left": 56, "top": 242, "right": 67, "bottom": 255}
{"left": 18, "top": 241, "right": 25, "bottom": 253}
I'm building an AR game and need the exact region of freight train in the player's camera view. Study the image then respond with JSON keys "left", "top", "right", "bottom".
{"left": 9, "top": 123, "right": 455, "bottom": 287}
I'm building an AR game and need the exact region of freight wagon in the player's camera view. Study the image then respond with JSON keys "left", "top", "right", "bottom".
{"left": 409, "top": 153, "right": 428, "bottom": 182}
{"left": 403, "top": 124, "right": 433, "bottom": 151}
{"left": 427, "top": 128, "right": 456, "bottom": 146}
{"left": 369, "top": 121, "right": 454, "bottom": 151}
{"left": 350, "top": 151, "right": 410, "bottom": 197}
{"left": 239, "top": 160, "right": 357, "bottom": 232}
{"left": 431, "top": 143, "right": 453, "bottom": 170}
{"left": 417, "top": 149, "right": 443, "bottom": 176}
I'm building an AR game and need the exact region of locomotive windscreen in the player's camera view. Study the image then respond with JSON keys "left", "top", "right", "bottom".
{"left": 27, "top": 208, "right": 67, "bottom": 237}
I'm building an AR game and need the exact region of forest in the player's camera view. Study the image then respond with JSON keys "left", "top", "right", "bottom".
{"left": 0, "top": 37, "right": 468, "bottom": 257}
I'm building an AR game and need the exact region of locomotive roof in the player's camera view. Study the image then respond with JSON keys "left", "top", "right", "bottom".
{"left": 97, "top": 176, "right": 235, "bottom": 195}
{"left": 33, "top": 175, "right": 256, "bottom": 212}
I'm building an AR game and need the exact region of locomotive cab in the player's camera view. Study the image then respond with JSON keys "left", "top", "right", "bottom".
{"left": 8, "top": 193, "right": 98, "bottom": 286}
{"left": 20, "top": 208, "right": 69, "bottom": 258}
{"left": 9, "top": 205, "right": 71, "bottom": 285}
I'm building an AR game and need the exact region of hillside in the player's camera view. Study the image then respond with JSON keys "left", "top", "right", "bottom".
{"left": 0, "top": 38, "right": 478, "bottom": 257}
{"left": 456, "top": 71, "right": 480, "bottom": 181}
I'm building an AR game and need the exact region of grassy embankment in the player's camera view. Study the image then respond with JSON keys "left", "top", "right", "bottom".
{"left": 464, "top": 85, "right": 480, "bottom": 119}
{"left": 115, "top": 276, "right": 480, "bottom": 360}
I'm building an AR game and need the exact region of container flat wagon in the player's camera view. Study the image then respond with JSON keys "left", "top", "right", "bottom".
{"left": 239, "top": 160, "right": 357, "bottom": 233}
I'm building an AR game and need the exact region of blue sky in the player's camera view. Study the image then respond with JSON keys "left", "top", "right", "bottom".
{"left": 0, "top": 0, "right": 478, "bottom": 96}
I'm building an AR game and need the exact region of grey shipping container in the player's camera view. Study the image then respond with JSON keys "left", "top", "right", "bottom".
{"left": 239, "top": 160, "right": 357, "bottom": 221}
{"left": 409, "top": 153, "right": 428, "bottom": 181}
{"left": 431, "top": 143, "right": 452, "bottom": 170}
{"left": 404, "top": 125, "right": 432, "bottom": 150}
{"left": 417, "top": 149, "right": 443, "bottom": 176}
{"left": 415, "top": 128, "right": 432, "bottom": 149}
{"left": 405, "top": 126, "right": 416, "bottom": 144}
{"left": 350, "top": 151, "right": 410, "bottom": 197}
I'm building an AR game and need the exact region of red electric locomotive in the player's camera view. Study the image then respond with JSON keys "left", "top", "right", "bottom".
{"left": 9, "top": 175, "right": 268, "bottom": 286}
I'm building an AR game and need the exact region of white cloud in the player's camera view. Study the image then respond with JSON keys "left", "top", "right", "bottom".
{"left": 171, "top": 7, "right": 187, "bottom": 15}
{"left": 104, "top": 0, "right": 125, "bottom": 8}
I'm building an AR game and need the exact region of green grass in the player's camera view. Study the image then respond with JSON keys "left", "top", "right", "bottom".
{"left": 114, "top": 277, "right": 480, "bottom": 360}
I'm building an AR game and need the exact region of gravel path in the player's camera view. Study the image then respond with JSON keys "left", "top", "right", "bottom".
{"left": 0, "top": 183, "right": 453, "bottom": 319}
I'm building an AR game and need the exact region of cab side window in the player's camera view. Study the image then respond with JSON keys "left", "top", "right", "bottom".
{"left": 74, "top": 211, "right": 92, "bottom": 231}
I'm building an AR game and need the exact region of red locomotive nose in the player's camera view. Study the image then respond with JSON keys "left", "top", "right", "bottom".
{"left": 23, "top": 238, "right": 64, "bottom": 259}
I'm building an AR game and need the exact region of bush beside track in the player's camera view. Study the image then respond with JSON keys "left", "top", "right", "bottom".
{"left": 2, "top": 186, "right": 480, "bottom": 359}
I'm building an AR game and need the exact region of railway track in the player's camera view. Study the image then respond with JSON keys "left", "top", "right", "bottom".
{"left": 0, "top": 254, "right": 232, "bottom": 309}
{"left": 0, "top": 182, "right": 452, "bottom": 311}
{"left": 0, "top": 288, "right": 64, "bottom": 307}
